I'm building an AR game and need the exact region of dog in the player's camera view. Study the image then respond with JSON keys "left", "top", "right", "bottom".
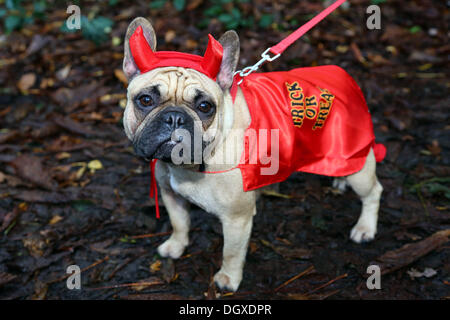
{"left": 122, "top": 17, "right": 384, "bottom": 292}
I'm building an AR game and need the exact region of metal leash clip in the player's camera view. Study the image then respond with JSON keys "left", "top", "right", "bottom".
{"left": 234, "top": 47, "right": 281, "bottom": 85}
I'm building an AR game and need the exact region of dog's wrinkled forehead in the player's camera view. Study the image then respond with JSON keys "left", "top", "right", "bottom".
{"left": 128, "top": 66, "right": 223, "bottom": 107}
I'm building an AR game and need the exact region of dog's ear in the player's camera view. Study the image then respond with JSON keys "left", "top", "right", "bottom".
{"left": 217, "top": 30, "right": 240, "bottom": 91}
{"left": 123, "top": 17, "right": 157, "bottom": 80}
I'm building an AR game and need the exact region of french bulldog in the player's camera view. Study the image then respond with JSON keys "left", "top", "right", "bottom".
{"left": 122, "top": 17, "right": 383, "bottom": 292}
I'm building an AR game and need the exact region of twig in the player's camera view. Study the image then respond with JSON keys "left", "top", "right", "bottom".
{"left": 274, "top": 265, "right": 315, "bottom": 292}
{"left": 86, "top": 279, "right": 163, "bottom": 291}
{"left": 306, "top": 273, "right": 347, "bottom": 295}
{"left": 107, "top": 257, "right": 134, "bottom": 280}
{"left": 129, "top": 228, "right": 201, "bottom": 240}
{"left": 47, "top": 256, "right": 109, "bottom": 284}
{"left": 129, "top": 231, "right": 172, "bottom": 240}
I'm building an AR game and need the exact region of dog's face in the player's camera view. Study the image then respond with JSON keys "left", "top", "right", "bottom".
{"left": 122, "top": 18, "right": 240, "bottom": 164}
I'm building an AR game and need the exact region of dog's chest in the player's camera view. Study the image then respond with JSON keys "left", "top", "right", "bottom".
{"left": 167, "top": 168, "right": 224, "bottom": 215}
{"left": 166, "top": 166, "right": 251, "bottom": 217}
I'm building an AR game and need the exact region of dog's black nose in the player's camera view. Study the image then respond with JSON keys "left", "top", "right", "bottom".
{"left": 163, "top": 111, "right": 186, "bottom": 129}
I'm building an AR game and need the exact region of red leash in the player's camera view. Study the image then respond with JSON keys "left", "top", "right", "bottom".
{"left": 149, "top": 0, "right": 348, "bottom": 218}
{"left": 270, "top": 0, "right": 347, "bottom": 55}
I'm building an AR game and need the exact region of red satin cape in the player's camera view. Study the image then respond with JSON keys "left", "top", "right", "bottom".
{"left": 231, "top": 65, "right": 386, "bottom": 192}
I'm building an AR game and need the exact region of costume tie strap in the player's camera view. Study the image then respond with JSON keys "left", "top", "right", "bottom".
{"left": 149, "top": 159, "right": 160, "bottom": 219}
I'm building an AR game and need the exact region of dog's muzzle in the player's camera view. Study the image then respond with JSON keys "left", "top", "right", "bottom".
{"left": 133, "top": 106, "right": 196, "bottom": 162}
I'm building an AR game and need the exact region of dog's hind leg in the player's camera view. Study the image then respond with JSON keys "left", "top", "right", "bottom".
{"left": 346, "top": 148, "right": 383, "bottom": 243}
{"left": 157, "top": 187, "right": 191, "bottom": 259}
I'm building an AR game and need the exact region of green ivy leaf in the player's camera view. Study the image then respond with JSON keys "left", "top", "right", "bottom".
{"left": 259, "top": 14, "right": 273, "bottom": 28}
{"left": 4, "top": 15, "right": 22, "bottom": 33}
{"left": 149, "top": 0, "right": 167, "bottom": 9}
{"left": 204, "top": 5, "right": 222, "bottom": 17}
{"left": 173, "top": 0, "right": 185, "bottom": 11}
{"left": 82, "top": 16, "right": 114, "bottom": 45}
{"left": 409, "top": 25, "right": 422, "bottom": 34}
{"left": 218, "top": 13, "right": 234, "bottom": 24}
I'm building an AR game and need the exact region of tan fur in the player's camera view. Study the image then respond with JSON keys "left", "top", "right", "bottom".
{"left": 123, "top": 18, "right": 383, "bottom": 292}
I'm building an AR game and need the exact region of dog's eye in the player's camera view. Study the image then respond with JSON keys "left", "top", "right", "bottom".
{"left": 139, "top": 95, "right": 154, "bottom": 107}
{"left": 197, "top": 101, "right": 213, "bottom": 113}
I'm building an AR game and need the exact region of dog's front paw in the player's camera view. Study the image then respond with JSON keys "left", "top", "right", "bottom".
{"left": 214, "top": 269, "right": 242, "bottom": 292}
{"left": 350, "top": 222, "right": 376, "bottom": 243}
{"left": 157, "top": 237, "right": 187, "bottom": 259}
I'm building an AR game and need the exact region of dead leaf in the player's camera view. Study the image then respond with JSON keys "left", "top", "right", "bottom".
{"left": 32, "top": 280, "right": 48, "bottom": 300}
{"left": 262, "top": 189, "right": 292, "bottom": 199}
{"left": 17, "top": 73, "right": 36, "bottom": 93}
{"left": 49, "top": 215, "right": 63, "bottom": 225}
{"left": 186, "top": 0, "right": 203, "bottom": 10}
{"left": 407, "top": 267, "right": 437, "bottom": 279}
{"left": 350, "top": 42, "right": 367, "bottom": 65}
{"left": 150, "top": 260, "right": 162, "bottom": 273}
{"left": 10, "top": 154, "right": 55, "bottom": 190}
{"left": 114, "top": 69, "right": 128, "bottom": 86}
{"left": 88, "top": 160, "right": 103, "bottom": 173}
{"left": 51, "top": 82, "right": 107, "bottom": 111}
{"left": 0, "top": 205, "right": 26, "bottom": 232}
{"left": 52, "top": 115, "right": 107, "bottom": 138}
{"left": 0, "top": 272, "right": 17, "bottom": 287}
{"left": 427, "top": 140, "right": 441, "bottom": 156}
{"left": 26, "top": 34, "right": 51, "bottom": 56}
{"left": 260, "top": 239, "right": 311, "bottom": 260}
{"left": 55, "top": 65, "right": 71, "bottom": 81}
{"left": 23, "top": 234, "right": 47, "bottom": 257}
{"left": 164, "top": 30, "right": 176, "bottom": 43}
{"left": 161, "top": 259, "right": 176, "bottom": 283}
{"left": 132, "top": 277, "right": 164, "bottom": 291}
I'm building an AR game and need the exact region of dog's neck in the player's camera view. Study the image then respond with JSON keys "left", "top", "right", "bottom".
{"left": 199, "top": 86, "right": 250, "bottom": 173}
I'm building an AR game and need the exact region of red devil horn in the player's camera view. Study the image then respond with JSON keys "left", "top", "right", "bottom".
{"left": 201, "top": 34, "right": 223, "bottom": 79}
{"left": 129, "top": 26, "right": 158, "bottom": 73}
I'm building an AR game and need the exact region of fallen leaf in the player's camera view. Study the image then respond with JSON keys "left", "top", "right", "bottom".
{"left": 114, "top": 69, "right": 128, "bottom": 86}
{"left": 150, "top": 260, "right": 162, "bottom": 273}
{"left": 88, "top": 160, "right": 103, "bottom": 173}
{"left": 32, "top": 280, "right": 48, "bottom": 300}
{"left": 17, "top": 73, "right": 36, "bottom": 93}
{"left": 132, "top": 277, "right": 164, "bottom": 291}
{"left": 10, "top": 154, "right": 55, "bottom": 190}
{"left": 56, "top": 152, "right": 71, "bottom": 160}
{"left": 164, "top": 30, "right": 176, "bottom": 43}
{"left": 26, "top": 34, "right": 51, "bottom": 56}
{"left": 262, "top": 189, "right": 292, "bottom": 199}
{"left": 49, "top": 215, "right": 63, "bottom": 225}
{"left": 0, "top": 272, "right": 17, "bottom": 287}
{"left": 260, "top": 239, "right": 311, "bottom": 260}
{"left": 55, "top": 65, "right": 71, "bottom": 81}
{"left": 407, "top": 267, "right": 437, "bottom": 279}
{"left": 23, "top": 234, "right": 47, "bottom": 257}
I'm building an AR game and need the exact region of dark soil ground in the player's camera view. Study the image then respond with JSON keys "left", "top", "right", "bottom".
{"left": 0, "top": 1, "right": 449, "bottom": 300}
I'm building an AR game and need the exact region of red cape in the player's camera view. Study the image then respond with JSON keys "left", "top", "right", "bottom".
{"left": 231, "top": 65, "right": 386, "bottom": 192}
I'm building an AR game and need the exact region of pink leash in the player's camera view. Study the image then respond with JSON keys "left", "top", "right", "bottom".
{"left": 270, "top": 0, "right": 347, "bottom": 55}
{"left": 150, "top": 0, "right": 348, "bottom": 218}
